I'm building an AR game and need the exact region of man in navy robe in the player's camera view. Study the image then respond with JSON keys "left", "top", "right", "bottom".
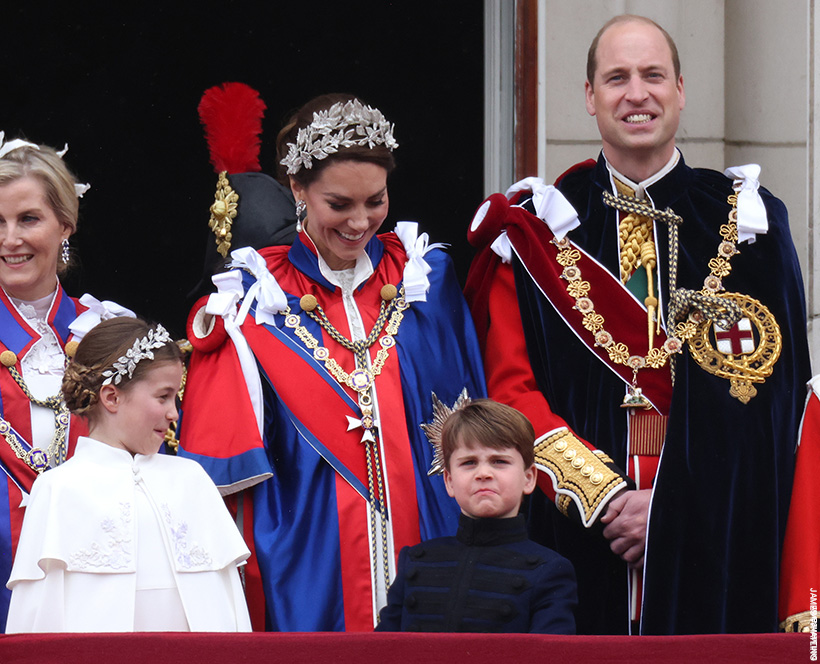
{"left": 465, "top": 14, "right": 810, "bottom": 634}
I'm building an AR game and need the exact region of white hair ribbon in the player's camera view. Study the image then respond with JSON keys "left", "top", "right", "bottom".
{"left": 228, "top": 247, "right": 288, "bottom": 327}
{"left": 0, "top": 131, "right": 40, "bottom": 160}
{"left": 0, "top": 133, "right": 91, "bottom": 197}
{"left": 505, "top": 177, "right": 580, "bottom": 239}
{"left": 723, "top": 164, "right": 768, "bottom": 244}
{"left": 394, "top": 221, "right": 447, "bottom": 302}
{"left": 69, "top": 294, "right": 137, "bottom": 341}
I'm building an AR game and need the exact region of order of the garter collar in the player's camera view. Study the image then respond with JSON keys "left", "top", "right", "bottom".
{"left": 280, "top": 99, "right": 398, "bottom": 175}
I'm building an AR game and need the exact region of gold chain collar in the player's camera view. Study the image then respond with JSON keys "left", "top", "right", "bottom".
{"left": 284, "top": 284, "right": 408, "bottom": 433}
{"left": 0, "top": 350, "right": 70, "bottom": 473}
{"left": 553, "top": 188, "right": 743, "bottom": 407}
{"left": 282, "top": 284, "right": 407, "bottom": 596}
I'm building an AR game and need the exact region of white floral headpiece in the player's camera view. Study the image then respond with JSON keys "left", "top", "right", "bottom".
{"left": 101, "top": 324, "right": 173, "bottom": 386}
{"left": 0, "top": 132, "right": 91, "bottom": 198}
{"left": 280, "top": 99, "right": 398, "bottom": 175}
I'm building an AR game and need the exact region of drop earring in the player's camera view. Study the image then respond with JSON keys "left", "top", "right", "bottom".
{"left": 61, "top": 239, "right": 70, "bottom": 264}
{"left": 295, "top": 199, "right": 306, "bottom": 233}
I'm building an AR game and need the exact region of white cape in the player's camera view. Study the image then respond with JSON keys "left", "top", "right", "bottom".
{"left": 6, "top": 437, "right": 251, "bottom": 632}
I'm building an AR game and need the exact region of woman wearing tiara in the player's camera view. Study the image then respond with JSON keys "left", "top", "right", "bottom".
{"left": 179, "top": 93, "right": 486, "bottom": 631}
{"left": 0, "top": 134, "right": 131, "bottom": 631}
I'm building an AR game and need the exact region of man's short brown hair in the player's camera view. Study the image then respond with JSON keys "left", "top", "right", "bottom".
{"left": 586, "top": 14, "right": 681, "bottom": 86}
{"left": 441, "top": 399, "right": 535, "bottom": 470}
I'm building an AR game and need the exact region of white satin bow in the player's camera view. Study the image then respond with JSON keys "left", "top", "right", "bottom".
{"left": 227, "top": 247, "right": 288, "bottom": 326}
{"left": 206, "top": 271, "right": 245, "bottom": 319}
{"left": 206, "top": 255, "right": 267, "bottom": 437}
{"left": 394, "top": 221, "right": 447, "bottom": 302}
{"left": 69, "top": 294, "right": 136, "bottom": 341}
{"left": 505, "top": 177, "right": 580, "bottom": 239}
{"left": 723, "top": 164, "right": 768, "bottom": 244}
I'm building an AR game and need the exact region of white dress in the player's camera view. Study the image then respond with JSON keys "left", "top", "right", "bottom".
{"left": 5, "top": 437, "right": 251, "bottom": 632}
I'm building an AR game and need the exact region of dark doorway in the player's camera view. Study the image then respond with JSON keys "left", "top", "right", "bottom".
{"left": 4, "top": 3, "right": 484, "bottom": 334}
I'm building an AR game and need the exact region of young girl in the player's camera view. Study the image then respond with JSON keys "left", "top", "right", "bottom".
{"left": 5, "top": 317, "right": 251, "bottom": 632}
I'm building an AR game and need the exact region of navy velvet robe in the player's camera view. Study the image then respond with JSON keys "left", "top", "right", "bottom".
{"left": 515, "top": 154, "right": 810, "bottom": 634}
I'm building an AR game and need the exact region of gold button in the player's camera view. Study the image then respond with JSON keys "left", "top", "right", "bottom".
{"left": 591, "top": 473, "right": 603, "bottom": 485}
{"left": 300, "top": 294, "right": 318, "bottom": 312}
{"left": 571, "top": 457, "right": 584, "bottom": 469}
{"left": 380, "top": 284, "right": 398, "bottom": 301}
{"left": 554, "top": 440, "right": 568, "bottom": 452}
{"left": 0, "top": 350, "right": 17, "bottom": 368}
{"left": 563, "top": 449, "right": 576, "bottom": 460}
{"left": 581, "top": 465, "right": 594, "bottom": 477}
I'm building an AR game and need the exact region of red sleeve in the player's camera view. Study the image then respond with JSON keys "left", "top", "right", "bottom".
{"left": 464, "top": 191, "right": 628, "bottom": 525}
{"left": 482, "top": 261, "right": 606, "bottom": 498}
{"left": 484, "top": 262, "right": 569, "bottom": 436}
{"left": 178, "top": 300, "right": 271, "bottom": 491}
{"left": 779, "top": 385, "right": 820, "bottom": 630}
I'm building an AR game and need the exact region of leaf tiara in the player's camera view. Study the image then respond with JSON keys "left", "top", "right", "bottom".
{"left": 101, "top": 324, "right": 173, "bottom": 386}
{"left": 280, "top": 99, "right": 398, "bottom": 175}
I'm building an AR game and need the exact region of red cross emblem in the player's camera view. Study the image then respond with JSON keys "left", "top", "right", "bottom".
{"left": 714, "top": 318, "right": 755, "bottom": 355}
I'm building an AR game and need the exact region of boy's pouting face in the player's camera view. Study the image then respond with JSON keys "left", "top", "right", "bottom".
{"left": 443, "top": 439, "right": 537, "bottom": 520}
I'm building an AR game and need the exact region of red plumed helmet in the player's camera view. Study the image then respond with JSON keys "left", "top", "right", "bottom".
{"left": 198, "top": 82, "right": 267, "bottom": 174}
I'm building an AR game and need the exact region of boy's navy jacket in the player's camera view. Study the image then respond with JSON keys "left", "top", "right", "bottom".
{"left": 375, "top": 513, "right": 577, "bottom": 633}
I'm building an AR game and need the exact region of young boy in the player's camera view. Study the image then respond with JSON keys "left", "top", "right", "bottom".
{"left": 375, "top": 399, "right": 577, "bottom": 633}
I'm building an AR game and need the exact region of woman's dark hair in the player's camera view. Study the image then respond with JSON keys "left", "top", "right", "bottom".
{"left": 275, "top": 93, "right": 396, "bottom": 187}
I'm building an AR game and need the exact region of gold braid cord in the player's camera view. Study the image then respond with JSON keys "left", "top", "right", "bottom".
{"left": 780, "top": 610, "right": 816, "bottom": 633}
{"left": 613, "top": 179, "right": 654, "bottom": 282}
{"left": 534, "top": 429, "right": 628, "bottom": 528}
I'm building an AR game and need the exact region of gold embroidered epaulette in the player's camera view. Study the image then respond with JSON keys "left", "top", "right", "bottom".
{"left": 534, "top": 428, "right": 628, "bottom": 527}
{"left": 780, "top": 610, "right": 816, "bottom": 633}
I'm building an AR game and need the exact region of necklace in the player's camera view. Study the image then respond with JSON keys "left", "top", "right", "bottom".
{"left": 553, "top": 189, "right": 744, "bottom": 407}
{"left": 283, "top": 283, "right": 409, "bottom": 590}
{"left": 0, "top": 349, "right": 70, "bottom": 473}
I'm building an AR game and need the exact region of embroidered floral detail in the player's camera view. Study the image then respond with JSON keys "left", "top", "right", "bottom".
{"left": 14, "top": 303, "right": 65, "bottom": 377}
{"left": 162, "top": 504, "right": 213, "bottom": 569}
{"left": 69, "top": 502, "right": 132, "bottom": 570}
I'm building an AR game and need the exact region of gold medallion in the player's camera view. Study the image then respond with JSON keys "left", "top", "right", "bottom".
{"left": 686, "top": 292, "right": 782, "bottom": 403}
